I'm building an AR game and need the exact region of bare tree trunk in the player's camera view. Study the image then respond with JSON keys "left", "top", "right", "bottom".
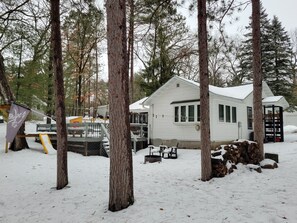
{"left": 50, "top": 0, "right": 68, "bottom": 189}
{"left": 128, "top": 0, "right": 134, "bottom": 102}
{"left": 0, "top": 53, "right": 14, "bottom": 103}
{"left": 46, "top": 46, "right": 54, "bottom": 124}
{"left": 198, "top": 0, "right": 212, "bottom": 181}
{"left": 252, "top": 0, "right": 264, "bottom": 159}
{"left": 78, "top": 73, "right": 83, "bottom": 115}
{"left": 94, "top": 44, "right": 99, "bottom": 118}
{"left": 16, "top": 36, "right": 23, "bottom": 101}
{"left": 106, "top": 0, "right": 134, "bottom": 212}
{"left": 0, "top": 52, "right": 28, "bottom": 151}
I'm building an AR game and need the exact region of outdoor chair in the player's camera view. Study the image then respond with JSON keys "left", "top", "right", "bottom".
{"left": 148, "top": 138, "right": 164, "bottom": 156}
{"left": 148, "top": 145, "right": 162, "bottom": 156}
{"left": 162, "top": 140, "right": 178, "bottom": 159}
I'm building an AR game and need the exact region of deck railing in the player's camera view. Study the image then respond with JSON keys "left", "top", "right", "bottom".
{"left": 36, "top": 122, "right": 147, "bottom": 153}
{"left": 36, "top": 122, "right": 103, "bottom": 139}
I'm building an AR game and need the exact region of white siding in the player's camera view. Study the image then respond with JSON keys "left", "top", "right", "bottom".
{"left": 209, "top": 95, "right": 252, "bottom": 141}
{"left": 149, "top": 80, "right": 201, "bottom": 141}
{"left": 146, "top": 76, "right": 285, "bottom": 145}
{"left": 284, "top": 112, "right": 297, "bottom": 126}
{"left": 148, "top": 80, "right": 256, "bottom": 142}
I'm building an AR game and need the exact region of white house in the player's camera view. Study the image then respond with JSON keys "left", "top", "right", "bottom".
{"left": 129, "top": 97, "right": 149, "bottom": 124}
{"left": 143, "top": 76, "right": 289, "bottom": 149}
{"left": 96, "top": 98, "right": 149, "bottom": 123}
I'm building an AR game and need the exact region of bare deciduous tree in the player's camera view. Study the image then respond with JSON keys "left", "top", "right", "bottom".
{"left": 0, "top": 1, "right": 30, "bottom": 151}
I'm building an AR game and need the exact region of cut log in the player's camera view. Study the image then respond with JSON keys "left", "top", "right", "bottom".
{"left": 211, "top": 157, "right": 228, "bottom": 177}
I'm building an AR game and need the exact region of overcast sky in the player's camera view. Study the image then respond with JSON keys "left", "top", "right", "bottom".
{"left": 183, "top": 0, "right": 297, "bottom": 35}
{"left": 232, "top": 0, "right": 297, "bottom": 34}
{"left": 260, "top": 0, "right": 297, "bottom": 32}
{"left": 99, "top": 1, "right": 297, "bottom": 80}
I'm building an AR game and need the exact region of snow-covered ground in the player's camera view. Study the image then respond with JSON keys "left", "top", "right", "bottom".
{"left": 0, "top": 121, "right": 297, "bottom": 223}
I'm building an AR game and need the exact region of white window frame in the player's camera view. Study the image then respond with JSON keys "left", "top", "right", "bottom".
{"left": 219, "top": 104, "right": 237, "bottom": 124}
{"left": 174, "top": 103, "right": 200, "bottom": 124}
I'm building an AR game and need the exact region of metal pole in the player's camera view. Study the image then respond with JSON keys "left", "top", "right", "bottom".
{"left": 5, "top": 141, "right": 8, "bottom": 153}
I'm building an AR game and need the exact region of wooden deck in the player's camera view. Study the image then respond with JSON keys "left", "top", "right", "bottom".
{"left": 35, "top": 122, "right": 148, "bottom": 156}
{"left": 49, "top": 137, "right": 103, "bottom": 156}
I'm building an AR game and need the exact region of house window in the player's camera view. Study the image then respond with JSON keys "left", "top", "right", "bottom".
{"left": 188, "top": 105, "right": 194, "bottom": 122}
{"left": 173, "top": 103, "right": 200, "bottom": 123}
{"left": 219, "top": 104, "right": 224, "bottom": 122}
{"left": 181, "top": 106, "right": 186, "bottom": 122}
{"left": 197, "top": 105, "right": 200, "bottom": 121}
{"left": 226, "top": 105, "right": 231, "bottom": 123}
{"left": 247, "top": 106, "right": 253, "bottom": 129}
{"left": 174, "top": 106, "right": 179, "bottom": 122}
{"left": 232, "top": 107, "right": 237, "bottom": 123}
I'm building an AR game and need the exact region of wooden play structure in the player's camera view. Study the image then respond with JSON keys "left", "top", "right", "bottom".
{"left": 1, "top": 103, "right": 54, "bottom": 154}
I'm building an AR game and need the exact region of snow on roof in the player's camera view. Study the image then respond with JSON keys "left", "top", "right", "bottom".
{"left": 179, "top": 76, "right": 253, "bottom": 100}
{"left": 262, "top": 96, "right": 283, "bottom": 103}
{"left": 209, "top": 84, "right": 253, "bottom": 100}
{"left": 145, "top": 76, "right": 277, "bottom": 104}
{"left": 129, "top": 97, "right": 149, "bottom": 113}
{"left": 262, "top": 96, "right": 289, "bottom": 109}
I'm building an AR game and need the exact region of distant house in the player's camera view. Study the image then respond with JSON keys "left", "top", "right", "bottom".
{"left": 96, "top": 97, "right": 149, "bottom": 123}
{"left": 129, "top": 97, "right": 149, "bottom": 124}
{"left": 143, "top": 76, "right": 289, "bottom": 149}
{"left": 97, "top": 105, "right": 109, "bottom": 118}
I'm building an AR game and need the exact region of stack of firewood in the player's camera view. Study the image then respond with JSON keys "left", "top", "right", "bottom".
{"left": 211, "top": 140, "right": 263, "bottom": 177}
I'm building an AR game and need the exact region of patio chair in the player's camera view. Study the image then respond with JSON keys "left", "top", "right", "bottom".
{"left": 162, "top": 140, "right": 178, "bottom": 159}
{"left": 148, "top": 145, "right": 160, "bottom": 155}
{"left": 148, "top": 138, "right": 164, "bottom": 156}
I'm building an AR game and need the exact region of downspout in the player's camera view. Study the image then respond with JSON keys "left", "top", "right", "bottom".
{"left": 148, "top": 104, "right": 154, "bottom": 145}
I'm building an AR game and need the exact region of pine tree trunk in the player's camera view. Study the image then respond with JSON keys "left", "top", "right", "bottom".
{"left": 106, "top": 0, "right": 134, "bottom": 212}
{"left": 198, "top": 0, "right": 212, "bottom": 181}
{"left": 50, "top": 0, "right": 68, "bottom": 189}
{"left": 252, "top": 0, "right": 264, "bottom": 159}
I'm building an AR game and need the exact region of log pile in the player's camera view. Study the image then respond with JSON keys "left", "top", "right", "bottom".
{"left": 211, "top": 140, "right": 267, "bottom": 178}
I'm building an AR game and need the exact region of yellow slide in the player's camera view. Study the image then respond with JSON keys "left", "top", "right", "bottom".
{"left": 39, "top": 134, "right": 54, "bottom": 154}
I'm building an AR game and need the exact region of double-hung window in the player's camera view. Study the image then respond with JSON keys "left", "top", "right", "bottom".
{"left": 232, "top": 107, "right": 237, "bottom": 123}
{"left": 174, "top": 107, "right": 179, "bottom": 122}
{"left": 197, "top": 105, "right": 201, "bottom": 121}
{"left": 188, "top": 105, "right": 195, "bottom": 122}
{"left": 181, "top": 106, "right": 186, "bottom": 122}
{"left": 247, "top": 106, "right": 253, "bottom": 129}
{"left": 219, "top": 104, "right": 224, "bottom": 122}
{"left": 226, "top": 105, "right": 231, "bottom": 123}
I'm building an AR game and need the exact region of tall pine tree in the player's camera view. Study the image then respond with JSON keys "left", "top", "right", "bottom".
{"left": 239, "top": 7, "right": 294, "bottom": 106}
{"left": 266, "top": 16, "right": 294, "bottom": 103}
{"left": 238, "top": 5, "right": 271, "bottom": 81}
